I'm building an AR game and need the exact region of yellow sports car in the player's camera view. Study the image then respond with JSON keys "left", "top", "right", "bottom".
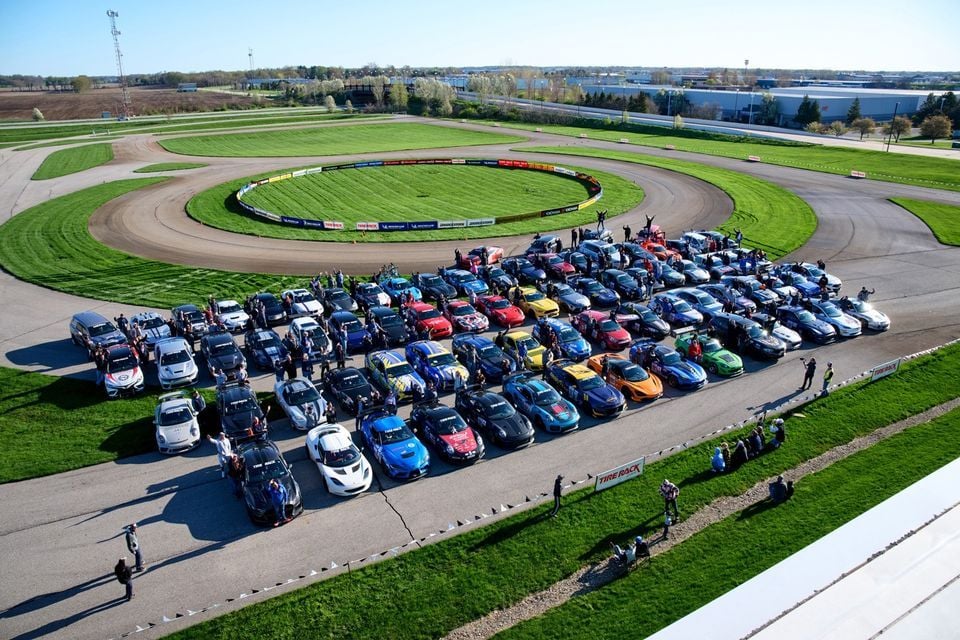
{"left": 501, "top": 331, "right": 547, "bottom": 371}
{"left": 515, "top": 287, "right": 560, "bottom": 320}
{"left": 586, "top": 353, "right": 663, "bottom": 402}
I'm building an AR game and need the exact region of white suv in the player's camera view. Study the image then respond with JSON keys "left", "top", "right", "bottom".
{"left": 154, "top": 337, "right": 199, "bottom": 389}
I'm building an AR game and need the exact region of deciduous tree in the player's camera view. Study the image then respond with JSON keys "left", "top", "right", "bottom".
{"left": 71, "top": 75, "right": 91, "bottom": 93}
{"left": 920, "top": 114, "right": 951, "bottom": 144}
{"left": 829, "top": 121, "right": 847, "bottom": 137}
{"left": 32, "top": 107, "right": 44, "bottom": 121}
{"left": 882, "top": 115, "right": 912, "bottom": 142}
{"left": 851, "top": 117, "right": 876, "bottom": 140}
{"left": 388, "top": 81, "right": 408, "bottom": 110}
{"left": 324, "top": 95, "right": 336, "bottom": 113}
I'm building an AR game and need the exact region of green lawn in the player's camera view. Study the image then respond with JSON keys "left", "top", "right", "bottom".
{"left": 158, "top": 122, "right": 524, "bottom": 157}
{"left": 889, "top": 197, "right": 960, "bottom": 246}
{"left": 522, "top": 146, "right": 816, "bottom": 259}
{"left": 30, "top": 143, "right": 114, "bottom": 180}
{"left": 167, "top": 342, "right": 960, "bottom": 640}
{"left": 187, "top": 164, "right": 643, "bottom": 243}
{"left": 497, "top": 121, "right": 960, "bottom": 191}
{"left": 134, "top": 162, "right": 208, "bottom": 173}
{"left": 0, "top": 179, "right": 308, "bottom": 308}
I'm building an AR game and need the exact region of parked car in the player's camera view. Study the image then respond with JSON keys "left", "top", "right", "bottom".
{"left": 245, "top": 293, "right": 286, "bottom": 326}
{"left": 279, "top": 289, "right": 321, "bottom": 319}
{"left": 214, "top": 300, "right": 250, "bottom": 332}
{"left": 380, "top": 277, "right": 422, "bottom": 306}
{"left": 153, "top": 391, "right": 201, "bottom": 454}
{"left": 154, "top": 337, "right": 199, "bottom": 390}
{"left": 674, "top": 330, "right": 744, "bottom": 377}
{"left": 405, "top": 340, "right": 469, "bottom": 391}
{"left": 442, "top": 269, "right": 489, "bottom": 296}
{"left": 99, "top": 343, "right": 145, "bottom": 398}
{"left": 328, "top": 311, "right": 371, "bottom": 354}
{"left": 288, "top": 317, "right": 332, "bottom": 362}
{"left": 629, "top": 340, "right": 707, "bottom": 390}
{"left": 474, "top": 294, "right": 525, "bottom": 328}
{"left": 324, "top": 367, "right": 374, "bottom": 415}
{"left": 775, "top": 306, "right": 837, "bottom": 344}
{"left": 697, "top": 284, "right": 756, "bottom": 315}
{"left": 238, "top": 440, "right": 303, "bottom": 525}
{"left": 404, "top": 302, "right": 453, "bottom": 339}
{"left": 69, "top": 311, "right": 127, "bottom": 353}
{"left": 443, "top": 300, "right": 490, "bottom": 333}
{"left": 409, "top": 402, "right": 485, "bottom": 464}
{"left": 128, "top": 311, "right": 171, "bottom": 349}
{"left": 200, "top": 330, "right": 246, "bottom": 379}
{"left": 750, "top": 313, "right": 802, "bottom": 351}
{"left": 305, "top": 423, "right": 372, "bottom": 496}
{"left": 320, "top": 287, "right": 358, "bottom": 314}
{"left": 358, "top": 408, "right": 430, "bottom": 481}
{"left": 546, "top": 282, "right": 591, "bottom": 314}
{"left": 571, "top": 310, "right": 631, "bottom": 351}
{"left": 525, "top": 234, "right": 561, "bottom": 255}
{"left": 274, "top": 377, "right": 327, "bottom": 431}
{"left": 478, "top": 265, "right": 517, "bottom": 290}
{"left": 648, "top": 293, "right": 703, "bottom": 327}
{"left": 172, "top": 304, "right": 208, "bottom": 336}
{"left": 708, "top": 312, "right": 786, "bottom": 360}
{"left": 455, "top": 388, "right": 535, "bottom": 449}
{"left": 571, "top": 277, "right": 621, "bottom": 309}
{"left": 585, "top": 353, "right": 662, "bottom": 402}
{"left": 672, "top": 287, "right": 723, "bottom": 319}
{"left": 544, "top": 360, "right": 626, "bottom": 418}
{"left": 499, "top": 331, "right": 547, "bottom": 371}
{"left": 532, "top": 318, "right": 591, "bottom": 361}
{"left": 515, "top": 286, "right": 560, "bottom": 319}
{"left": 217, "top": 382, "right": 268, "bottom": 445}
{"left": 578, "top": 240, "right": 621, "bottom": 268}
{"left": 354, "top": 282, "right": 391, "bottom": 310}
{"left": 719, "top": 276, "right": 780, "bottom": 308}
{"left": 369, "top": 306, "right": 409, "bottom": 346}
{"left": 243, "top": 329, "right": 287, "bottom": 371}
{"left": 535, "top": 253, "right": 577, "bottom": 280}
{"left": 501, "top": 257, "right": 546, "bottom": 285}
{"left": 502, "top": 372, "right": 580, "bottom": 433}
{"left": 837, "top": 296, "right": 890, "bottom": 331}
{"left": 616, "top": 302, "right": 671, "bottom": 340}
{"left": 365, "top": 350, "right": 426, "bottom": 401}
{"left": 600, "top": 269, "right": 643, "bottom": 300}
{"left": 412, "top": 273, "right": 457, "bottom": 302}
{"left": 678, "top": 259, "right": 711, "bottom": 285}
{"left": 809, "top": 300, "right": 862, "bottom": 338}
{"left": 459, "top": 245, "right": 503, "bottom": 267}
{"left": 450, "top": 334, "right": 516, "bottom": 382}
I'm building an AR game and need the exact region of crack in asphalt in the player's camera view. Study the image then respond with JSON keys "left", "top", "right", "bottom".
{"left": 374, "top": 476, "right": 420, "bottom": 549}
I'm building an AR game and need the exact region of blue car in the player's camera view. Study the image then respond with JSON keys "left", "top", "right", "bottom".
{"left": 543, "top": 360, "right": 626, "bottom": 418}
{"left": 773, "top": 271, "right": 822, "bottom": 299}
{"left": 405, "top": 340, "right": 469, "bottom": 391}
{"left": 571, "top": 277, "right": 621, "bottom": 309}
{"left": 359, "top": 409, "right": 430, "bottom": 481}
{"left": 328, "top": 311, "right": 371, "bottom": 353}
{"left": 450, "top": 334, "right": 516, "bottom": 382}
{"left": 629, "top": 339, "right": 706, "bottom": 391}
{"left": 442, "top": 269, "right": 490, "bottom": 296}
{"left": 502, "top": 372, "right": 580, "bottom": 433}
{"left": 243, "top": 328, "right": 288, "bottom": 371}
{"left": 502, "top": 257, "right": 547, "bottom": 285}
{"left": 648, "top": 293, "right": 704, "bottom": 327}
{"left": 548, "top": 282, "right": 592, "bottom": 314}
{"left": 531, "top": 318, "right": 591, "bottom": 361}
{"left": 381, "top": 277, "right": 423, "bottom": 306}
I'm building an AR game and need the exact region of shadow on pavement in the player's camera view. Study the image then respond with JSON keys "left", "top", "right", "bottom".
{"left": 9, "top": 596, "right": 128, "bottom": 640}
{"left": 0, "top": 574, "right": 114, "bottom": 622}
{"left": 5, "top": 339, "right": 90, "bottom": 373}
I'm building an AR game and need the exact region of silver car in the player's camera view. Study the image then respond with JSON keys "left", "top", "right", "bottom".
{"left": 154, "top": 337, "right": 199, "bottom": 389}
{"left": 154, "top": 392, "right": 201, "bottom": 454}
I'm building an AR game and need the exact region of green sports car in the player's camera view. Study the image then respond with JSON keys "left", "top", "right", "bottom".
{"left": 674, "top": 332, "right": 744, "bottom": 377}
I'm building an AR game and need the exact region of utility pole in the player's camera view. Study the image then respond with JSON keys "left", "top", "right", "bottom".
{"left": 106, "top": 10, "right": 132, "bottom": 120}
{"left": 885, "top": 102, "right": 900, "bottom": 152}
{"left": 248, "top": 48, "right": 254, "bottom": 73}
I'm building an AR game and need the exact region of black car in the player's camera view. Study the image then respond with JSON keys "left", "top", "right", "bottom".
{"left": 171, "top": 304, "right": 207, "bottom": 337}
{"left": 525, "top": 234, "right": 561, "bottom": 255}
{"left": 600, "top": 269, "right": 643, "bottom": 300}
{"left": 708, "top": 312, "right": 786, "bottom": 360}
{"left": 369, "top": 307, "right": 408, "bottom": 346}
{"left": 238, "top": 440, "right": 303, "bottom": 525}
{"left": 244, "top": 329, "right": 287, "bottom": 370}
{"left": 451, "top": 334, "right": 516, "bottom": 382}
{"left": 246, "top": 293, "right": 286, "bottom": 326}
{"left": 408, "top": 402, "right": 485, "bottom": 464}
{"left": 557, "top": 249, "right": 588, "bottom": 274}
{"left": 502, "top": 257, "right": 547, "bottom": 285}
{"left": 571, "top": 277, "right": 621, "bottom": 309}
{"left": 478, "top": 265, "right": 517, "bottom": 290}
{"left": 324, "top": 367, "right": 374, "bottom": 415}
{"left": 412, "top": 273, "right": 457, "bottom": 302}
{"left": 200, "top": 330, "right": 246, "bottom": 378}
{"left": 321, "top": 287, "right": 358, "bottom": 314}
{"left": 617, "top": 302, "right": 671, "bottom": 340}
{"left": 217, "top": 383, "right": 267, "bottom": 445}
{"left": 354, "top": 282, "right": 390, "bottom": 311}
{"left": 455, "top": 387, "right": 535, "bottom": 449}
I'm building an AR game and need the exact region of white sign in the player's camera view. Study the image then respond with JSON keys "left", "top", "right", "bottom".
{"left": 594, "top": 456, "right": 645, "bottom": 492}
{"left": 871, "top": 358, "right": 901, "bottom": 382}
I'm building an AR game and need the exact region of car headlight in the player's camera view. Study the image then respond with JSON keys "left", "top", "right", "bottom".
{"left": 157, "top": 434, "right": 166, "bottom": 443}
{"left": 445, "top": 443, "right": 455, "bottom": 455}
{"left": 363, "top": 466, "right": 371, "bottom": 478}
{"left": 330, "top": 476, "right": 344, "bottom": 486}
{"left": 190, "top": 426, "right": 199, "bottom": 437}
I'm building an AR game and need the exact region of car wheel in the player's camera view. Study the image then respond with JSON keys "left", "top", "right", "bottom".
{"left": 708, "top": 364, "right": 718, "bottom": 374}
{"left": 669, "top": 375, "right": 679, "bottom": 387}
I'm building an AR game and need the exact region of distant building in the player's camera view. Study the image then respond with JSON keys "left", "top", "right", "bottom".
{"left": 177, "top": 83, "right": 197, "bottom": 92}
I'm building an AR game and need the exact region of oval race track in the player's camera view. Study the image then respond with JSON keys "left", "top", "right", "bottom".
{"left": 1, "top": 119, "right": 959, "bottom": 640}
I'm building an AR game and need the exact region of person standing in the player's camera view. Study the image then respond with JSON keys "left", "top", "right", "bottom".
{"left": 115, "top": 558, "right": 134, "bottom": 601}
{"left": 283, "top": 354, "right": 298, "bottom": 381}
{"left": 623, "top": 224, "right": 632, "bottom": 243}
{"left": 799, "top": 357, "right": 817, "bottom": 391}
{"left": 226, "top": 453, "right": 244, "bottom": 498}
{"left": 124, "top": 523, "right": 144, "bottom": 572}
{"left": 662, "top": 511, "right": 673, "bottom": 541}
{"left": 571, "top": 227, "right": 578, "bottom": 248}
{"left": 301, "top": 354, "right": 314, "bottom": 382}
{"left": 267, "top": 479, "right": 288, "bottom": 527}
{"left": 335, "top": 342, "right": 346, "bottom": 369}
{"left": 659, "top": 479, "right": 680, "bottom": 520}
{"left": 325, "top": 401, "right": 337, "bottom": 424}
{"left": 822, "top": 361, "right": 834, "bottom": 396}
{"left": 735, "top": 227, "right": 743, "bottom": 248}
{"left": 206, "top": 432, "right": 232, "bottom": 477}
{"left": 550, "top": 474, "right": 564, "bottom": 518}
{"left": 857, "top": 286, "right": 875, "bottom": 302}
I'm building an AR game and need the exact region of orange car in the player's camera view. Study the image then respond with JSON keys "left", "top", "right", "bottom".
{"left": 586, "top": 353, "right": 663, "bottom": 402}
{"left": 640, "top": 240, "right": 681, "bottom": 262}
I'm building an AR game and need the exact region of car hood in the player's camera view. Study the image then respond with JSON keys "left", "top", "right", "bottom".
{"left": 440, "top": 430, "right": 478, "bottom": 454}
{"left": 537, "top": 398, "right": 577, "bottom": 423}
{"left": 562, "top": 337, "right": 591, "bottom": 358}
{"left": 667, "top": 360, "right": 707, "bottom": 381}
{"left": 157, "top": 420, "right": 196, "bottom": 444}
{"left": 560, "top": 292, "right": 591, "bottom": 307}
{"left": 253, "top": 344, "right": 286, "bottom": 363}
{"left": 104, "top": 366, "right": 143, "bottom": 387}
{"left": 453, "top": 313, "right": 488, "bottom": 330}
{"left": 221, "top": 411, "right": 264, "bottom": 437}
{"left": 604, "top": 328, "right": 631, "bottom": 344}
{"left": 245, "top": 475, "right": 299, "bottom": 511}
{"left": 322, "top": 458, "right": 369, "bottom": 487}
{"left": 220, "top": 310, "right": 249, "bottom": 323}
{"left": 160, "top": 360, "right": 196, "bottom": 379}
{"left": 209, "top": 351, "right": 243, "bottom": 370}
{"left": 487, "top": 412, "right": 533, "bottom": 439}
{"left": 141, "top": 326, "right": 171, "bottom": 343}
{"left": 382, "top": 439, "right": 429, "bottom": 468}
{"left": 805, "top": 318, "right": 838, "bottom": 334}
{"left": 712, "top": 351, "right": 743, "bottom": 368}
{"left": 584, "top": 385, "right": 625, "bottom": 407}
{"left": 389, "top": 374, "right": 424, "bottom": 393}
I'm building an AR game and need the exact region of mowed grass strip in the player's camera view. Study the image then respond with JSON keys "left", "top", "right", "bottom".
{"left": 134, "top": 162, "right": 208, "bottom": 173}
{"left": 890, "top": 197, "right": 960, "bottom": 246}
{"left": 187, "top": 164, "right": 643, "bottom": 243}
{"left": 501, "top": 406, "right": 960, "bottom": 640}
{"left": 158, "top": 122, "right": 525, "bottom": 157}
{"left": 30, "top": 142, "right": 114, "bottom": 180}
{"left": 500, "top": 121, "right": 960, "bottom": 191}
{"left": 0, "top": 179, "right": 307, "bottom": 308}
{"left": 14, "top": 136, "right": 122, "bottom": 151}
{"left": 167, "top": 343, "right": 960, "bottom": 640}
{"left": 523, "top": 146, "right": 815, "bottom": 259}
{"left": 242, "top": 164, "right": 590, "bottom": 221}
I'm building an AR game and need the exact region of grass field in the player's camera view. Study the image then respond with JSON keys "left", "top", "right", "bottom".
{"left": 187, "top": 164, "right": 643, "bottom": 243}
{"left": 167, "top": 342, "right": 960, "bottom": 640}
{"left": 498, "top": 122, "right": 960, "bottom": 192}
{"left": 158, "top": 122, "right": 524, "bottom": 157}
{"left": 523, "top": 146, "right": 816, "bottom": 259}
{"left": 0, "top": 179, "right": 308, "bottom": 308}
{"left": 133, "top": 162, "right": 208, "bottom": 173}
{"left": 889, "top": 197, "right": 960, "bottom": 246}
{"left": 30, "top": 142, "right": 114, "bottom": 180}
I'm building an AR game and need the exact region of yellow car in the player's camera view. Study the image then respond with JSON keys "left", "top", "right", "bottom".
{"left": 501, "top": 331, "right": 546, "bottom": 371}
{"left": 586, "top": 353, "right": 663, "bottom": 402}
{"left": 515, "top": 287, "right": 560, "bottom": 320}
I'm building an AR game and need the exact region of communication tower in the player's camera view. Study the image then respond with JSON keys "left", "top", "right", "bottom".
{"left": 106, "top": 10, "right": 132, "bottom": 119}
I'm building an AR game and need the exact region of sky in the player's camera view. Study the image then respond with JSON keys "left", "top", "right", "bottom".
{"left": 1, "top": 0, "right": 958, "bottom": 76}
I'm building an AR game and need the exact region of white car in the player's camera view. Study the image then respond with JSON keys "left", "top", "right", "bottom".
{"left": 154, "top": 392, "right": 201, "bottom": 454}
{"left": 289, "top": 317, "right": 332, "bottom": 362}
{"left": 282, "top": 288, "right": 323, "bottom": 318}
{"left": 305, "top": 423, "right": 372, "bottom": 496}
{"left": 129, "top": 311, "right": 171, "bottom": 349}
{"left": 101, "top": 344, "right": 145, "bottom": 399}
{"left": 215, "top": 300, "right": 250, "bottom": 332}
{"left": 838, "top": 297, "right": 890, "bottom": 332}
{"left": 752, "top": 313, "right": 802, "bottom": 350}
{"left": 274, "top": 377, "right": 327, "bottom": 431}
{"left": 811, "top": 300, "right": 862, "bottom": 338}
{"left": 154, "top": 337, "right": 199, "bottom": 389}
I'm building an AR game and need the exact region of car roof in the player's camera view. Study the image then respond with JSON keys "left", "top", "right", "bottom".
{"left": 330, "top": 367, "right": 366, "bottom": 381}
{"left": 505, "top": 330, "right": 532, "bottom": 339}
{"left": 372, "top": 306, "right": 397, "bottom": 316}
{"left": 332, "top": 310, "right": 358, "bottom": 321}
{"left": 239, "top": 440, "right": 282, "bottom": 464}
{"left": 203, "top": 332, "right": 233, "bottom": 345}
{"left": 292, "top": 317, "right": 320, "bottom": 329}
{"left": 318, "top": 428, "right": 354, "bottom": 451}
{"left": 582, "top": 309, "right": 606, "bottom": 319}
{"left": 371, "top": 350, "right": 405, "bottom": 365}
{"left": 561, "top": 363, "right": 596, "bottom": 379}
{"left": 105, "top": 344, "right": 135, "bottom": 357}
{"left": 172, "top": 304, "right": 200, "bottom": 312}
{"left": 281, "top": 378, "right": 312, "bottom": 392}
{"left": 371, "top": 414, "right": 406, "bottom": 432}
{"left": 131, "top": 311, "right": 162, "bottom": 320}
{"left": 155, "top": 337, "right": 190, "bottom": 352}
{"left": 412, "top": 340, "right": 446, "bottom": 355}
{"left": 219, "top": 384, "right": 256, "bottom": 402}
{"left": 254, "top": 292, "right": 278, "bottom": 301}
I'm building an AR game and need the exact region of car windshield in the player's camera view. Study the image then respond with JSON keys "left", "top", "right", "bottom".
{"left": 225, "top": 396, "right": 258, "bottom": 415}
{"left": 379, "top": 314, "right": 403, "bottom": 327}
{"left": 330, "top": 290, "right": 351, "bottom": 302}
{"left": 524, "top": 291, "right": 545, "bottom": 302}
{"left": 254, "top": 334, "right": 280, "bottom": 349}
{"left": 615, "top": 275, "right": 634, "bottom": 286}
{"left": 322, "top": 445, "right": 361, "bottom": 468}
{"left": 554, "top": 284, "right": 574, "bottom": 296}
{"left": 298, "top": 322, "right": 320, "bottom": 334}
{"left": 558, "top": 327, "right": 580, "bottom": 342}
{"left": 702, "top": 341, "right": 722, "bottom": 354}
{"left": 582, "top": 281, "right": 602, "bottom": 293}
{"left": 806, "top": 266, "right": 826, "bottom": 277}
{"left": 377, "top": 425, "right": 414, "bottom": 444}
{"left": 386, "top": 363, "right": 414, "bottom": 376}
{"left": 420, "top": 275, "right": 443, "bottom": 287}
{"left": 534, "top": 386, "right": 562, "bottom": 405}
{"left": 490, "top": 298, "right": 511, "bottom": 310}
{"left": 661, "top": 351, "right": 681, "bottom": 366}
{"left": 160, "top": 350, "right": 191, "bottom": 365}
{"left": 106, "top": 355, "right": 137, "bottom": 372}
{"left": 515, "top": 259, "right": 533, "bottom": 268}
{"left": 139, "top": 316, "right": 165, "bottom": 329}
{"left": 294, "top": 292, "right": 314, "bottom": 302}
{"left": 218, "top": 302, "right": 242, "bottom": 314}
{"left": 210, "top": 341, "right": 236, "bottom": 355}
{"left": 452, "top": 305, "right": 476, "bottom": 316}
{"left": 183, "top": 311, "right": 204, "bottom": 322}
{"left": 517, "top": 337, "right": 539, "bottom": 351}
{"left": 820, "top": 304, "right": 841, "bottom": 317}
{"left": 89, "top": 322, "right": 117, "bottom": 337}
{"left": 483, "top": 398, "right": 514, "bottom": 419}
{"left": 488, "top": 268, "right": 507, "bottom": 278}
{"left": 747, "top": 325, "right": 765, "bottom": 339}
{"left": 599, "top": 320, "right": 620, "bottom": 333}
{"left": 638, "top": 308, "right": 657, "bottom": 322}
{"left": 456, "top": 273, "right": 477, "bottom": 283}
{"left": 672, "top": 299, "right": 693, "bottom": 312}
{"left": 337, "top": 373, "right": 365, "bottom": 389}
{"left": 341, "top": 319, "right": 363, "bottom": 333}
{"left": 391, "top": 281, "right": 412, "bottom": 291}
{"left": 418, "top": 309, "right": 441, "bottom": 320}
{"left": 615, "top": 362, "right": 648, "bottom": 382}
{"left": 433, "top": 413, "right": 467, "bottom": 435}
{"left": 428, "top": 353, "right": 457, "bottom": 367}
{"left": 247, "top": 459, "right": 286, "bottom": 482}
{"left": 746, "top": 280, "right": 761, "bottom": 291}
{"left": 158, "top": 407, "right": 193, "bottom": 426}
{"left": 577, "top": 375, "right": 605, "bottom": 391}
{"left": 547, "top": 256, "right": 564, "bottom": 266}
{"left": 478, "top": 345, "right": 504, "bottom": 360}
{"left": 796, "top": 310, "right": 816, "bottom": 323}
{"left": 850, "top": 299, "right": 871, "bottom": 312}
{"left": 287, "top": 386, "right": 320, "bottom": 405}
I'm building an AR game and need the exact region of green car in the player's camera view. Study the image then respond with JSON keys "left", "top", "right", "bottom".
{"left": 674, "top": 333, "right": 744, "bottom": 377}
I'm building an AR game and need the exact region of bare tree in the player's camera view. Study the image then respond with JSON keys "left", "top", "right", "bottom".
{"left": 369, "top": 75, "right": 388, "bottom": 107}
{"left": 882, "top": 115, "right": 912, "bottom": 142}
{"left": 32, "top": 107, "right": 44, "bottom": 121}
{"left": 345, "top": 99, "right": 354, "bottom": 113}
{"left": 851, "top": 117, "right": 876, "bottom": 140}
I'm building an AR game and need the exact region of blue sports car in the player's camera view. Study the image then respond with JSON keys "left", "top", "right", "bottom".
{"left": 442, "top": 269, "right": 490, "bottom": 296}
{"left": 502, "top": 257, "right": 547, "bottom": 285}
{"left": 648, "top": 293, "right": 704, "bottom": 327}
{"left": 531, "top": 318, "right": 591, "bottom": 361}
{"left": 381, "top": 277, "right": 423, "bottom": 306}
{"left": 543, "top": 360, "right": 626, "bottom": 418}
{"left": 328, "top": 311, "right": 371, "bottom": 353}
{"left": 405, "top": 340, "right": 469, "bottom": 391}
{"left": 243, "top": 329, "right": 288, "bottom": 370}
{"left": 571, "top": 277, "right": 621, "bottom": 309}
{"left": 450, "top": 334, "right": 516, "bottom": 382}
{"left": 359, "top": 409, "right": 430, "bottom": 481}
{"left": 502, "top": 372, "right": 580, "bottom": 433}
{"left": 629, "top": 339, "right": 707, "bottom": 390}
{"left": 547, "top": 282, "right": 591, "bottom": 314}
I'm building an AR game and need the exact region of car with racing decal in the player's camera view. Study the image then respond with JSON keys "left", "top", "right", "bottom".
{"left": 238, "top": 439, "right": 303, "bottom": 525}
{"left": 450, "top": 334, "right": 516, "bottom": 382}
{"left": 477, "top": 265, "right": 517, "bottom": 291}
{"left": 354, "top": 282, "right": 391, "bottom": 310}
{"left": 365, "top": 349, "right": 426, "bottom": 401}
{"left": 673, "top": 329, "right": 744, "bottom": 377}
{"left": 586, "top": 353, "right": 662, "bottom": 402}
{"left": 570, "top": 277, "right": 621, "bottom": 309}
{"left": 525, "top": 234, "right": 561, "bottom": 255}
{"left": 707, "top": 312, "right": 787, "bottom": 360}
{"left": 358, "top": 408, "right": 430, "bottom": 481}
{"left": 750, "top": 313, "right": 802, "bottom": 351}
{"left": 502, "top": 372, "right": 580, "bottom": 433}
{"left": 571, "top": 309, "right": 631, "bottom": 351}
{"left": 212, "top": 300, "right": 250, "bottom": 333}
{"left": 328, "top": 311, "right": 371, "bottom": 354}
{"left": 500, "top": 331, "right": 547, "bottom": 371}
{"left": 693, "top": 253, "right": 738, "bottom": 281}
{"left": 578, "top": 240, "right": 622, "bottom": 268}
{"left": 128, "top": 311, "right": 171, "bottom": 349}
{"left": 454, "top": 387, "right": 535, "bottom": 449}
{"left": 533, "top": 253, "right": 577, "bottom": 280}
{"left": 380, "top": 277, "right": 423, "bottom": 306}
{"left": 719, "top": 276, "right": 780, "bottom": 308}
{"left": 459, "top": 245, "right": 503, "bottom": 268}
{"left": 405, "top": 340, "right": 469, "bottom": 391}
{"left": 809, "top": 299, "right": 862, "bottom": 338}
{"left": 501, "top": 257, "right": 547, "bottom": 285}
{"left": 411, "top": 273, "right": 457, "bottom": 302}
{"left": 305, "top": 423, "right": 372, "bottom": 496}
{"left": 281, "top": 288, "right": 323, "bottom": 318}
{"left": 216, "top": 382, "right": 268, "bottom": 445}
{"left": 532, "top": 317, "right": 591, "bottom": 361}
{"left": 837, "top": 296, "right": 890, "bottom": 331}
{"left": 788, "top": 262, "right": 842, "bottom": 293}
{"left": 99, "top": 343, "right": 145, "bottom": 399}
{"left": 629, "top": 339, "right": 707, "bottom": 390}
{"left": 639, "top": 240, "right": 681, "bottom": 263}
{"left": 409, "top": 401, "right": 485, "bottom": 464}
{"left": 153, "top": 391, "right": 201, "bottom": 454}
{"left": 696, "top": 284, "right": 757, "bottom": 315}
{"left": 514, "top": 286, "right": 560, "bottom": 319}
{"left": 443, "top": 300, "right": 490, "bottom": 333}
{"left": 543, "top": 360, "right": 626, "bottom": 418}
{"left": 771, "top": 270, "right": 822, "bottom": 299}
{"left": 775, "top": 305, "right": 837, "bottom": 344}
{"left": 288, "top": 317, "right": 332, "bottom": 362}
{"left": 616, "top": 302, "right": 671, "bottom": 340}
{"left": 546, "top": 282, "right": 592, "bottom": 314}
{"left": 244, "top": 329, "right": 287, "bottom": 371}
{"left": 320, "top": 287, "right": 359, "bottom": 314}
{"left": 404, "top": 301, "right": 453, "bottom": 339}
{"left": 648, "top": 293, "right": 704, "bottom": 327}
{"left": 274, "top": 377, "right": 327, "bottom": 431}
{"left": 324, "top": 367, "right": 374, "bottom": 416}
{"left": 474, "top": 294, "right": 525, "bottom": 328}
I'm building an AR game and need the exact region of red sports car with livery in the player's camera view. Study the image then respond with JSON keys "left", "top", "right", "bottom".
{"left": 571, "top": 310, "right": 632, "bottom": 351}
{"left": 404, "top": 302, "right": 453, "bottom": 339}
{"left": 474, "top": 295, "right": 525, "bottom": 328}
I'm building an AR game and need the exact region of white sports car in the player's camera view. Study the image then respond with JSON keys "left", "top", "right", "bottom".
{"left": 154, "top": 392, "right": 201, "bottom": 454}
{"left": 838, "top": 297, "right": 890, "bottom": 331}
{"left": 154, "top": 337, "right": 199, "bottom": 389}
{"left": 275, "top": 377, "right": 327, "bottom": 431}
{"left": 282, "top": 288, "right": 323, "bottom": 318}
{"left": 215, "top": 299, "right": 250, "bottom": 332}
{"left": 305, "top": 423, "right": 372, "bottom": 496}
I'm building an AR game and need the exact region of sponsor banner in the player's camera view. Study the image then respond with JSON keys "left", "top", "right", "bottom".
{"left": 280, "top": 216, "right": 306, "bottom": 227}
{"left": 465, "top": 159, "right": 485, "bottom": 166}
{"left": 302, "top": 219, "right": 327, "bottom": 229}
{"left": 452, "top": 158, "right": 466, "bottom": 165}
{"left": 553, "top": 166, "right": 576, "bottom": 177}
{"left": 253, "top": 179, "right": 269, "bottom": 186}
{"left": 466, "top": 217, "right": 495, "bottom": 227}
{"left": 383, "top": 160, "right": 401, "bottom": 166}
{"left": 325, "top": 163, "right": 355, "bottom": 171}
{"left": 595, "top": 456, "right": 645, "bottom": 492}
{"left": 561, "top": 204, "right": 580, "bottom": 213}
{"left": 356, "top": 222, "right": 379, "bottom": 231}
{"left": 408, "top": 220, "right": 439, "bottom": 231}
{"left": 528, "top": 162, "right": 554, "bottom": 172}
{"left": 399, "top": 159, "right": 418, "bottom": 165}
{"left": 871, "top": 358, "right": 901, "bottom": 382}
{"left": 438, "top": 219, "right": 467, "bottom": 229}
{"left": 378, "top": 221, "right": 410, "bottom": 232}
{"left": 305, "top": 167, "right": 324, "bottom": 175}
{"left": 481, "top": 159, "right": 499, "bottom": 167}
{"left": 291, "top": 169, "right": 307, "bottom": 178}
{"left": 354, "top": 161, "right": 372, "bottom": 168}
{"left": 541, "top": 208, "right": 564, "bottom": 217}
{"left": 366, "top": 161, "right": 384, "bottom": 167}
{"left": 323, "top": 220, "right": 344, "bottom": 230}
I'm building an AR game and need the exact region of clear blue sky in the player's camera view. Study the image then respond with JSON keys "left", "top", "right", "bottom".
{"left": 1, "top": 0, "right": 958, "bottom": 76}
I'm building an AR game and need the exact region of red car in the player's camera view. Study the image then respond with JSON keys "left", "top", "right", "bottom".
{"left": 459, "top": 245, "right": 503, "bottom": 268}
{"left": 475, "top": 295, "right": 525, "bottom": 328}
{"left": 571, "top": 310, "right": 632, "bottom": 352}
{"left": 443, "top": 300, "right": 490, "bottom": 333}
{"left": 534, "top": 253, "right": 577, "bottom": 280}
{"left": 640, "top": 240, "right": 681, "bottom": 262}
{"left": 405, "top": 302, "right": 453, "bottom": 339}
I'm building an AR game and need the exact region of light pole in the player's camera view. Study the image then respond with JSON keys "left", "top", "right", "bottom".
{"left": 885, "top": 102, "right": 900, "bottom": 152}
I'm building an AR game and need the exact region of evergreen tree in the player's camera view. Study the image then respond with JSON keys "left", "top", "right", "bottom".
{"left": 845, "top": 97, "right": 861, "bottom": 125}
{"left": 794, "top": 95, "right": 821, "bottom": 126}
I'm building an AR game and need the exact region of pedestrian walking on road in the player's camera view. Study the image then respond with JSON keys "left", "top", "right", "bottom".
{"left": 799, "top": 357, "right": 817, "bottom": 391}
{"left": 659, "top": 479, "right": 680, "bottom": 520}
{"left": 550, "top": 474, "right": 564, "bottom": 518}
{"left": 822, "top": 362, "right": 834, "bottom": 396}
{"left": 115, "top": 558, "right": 134, "bottom": 601}
{"left": 124, "top": 523, "right": 144, "bottom": 572}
